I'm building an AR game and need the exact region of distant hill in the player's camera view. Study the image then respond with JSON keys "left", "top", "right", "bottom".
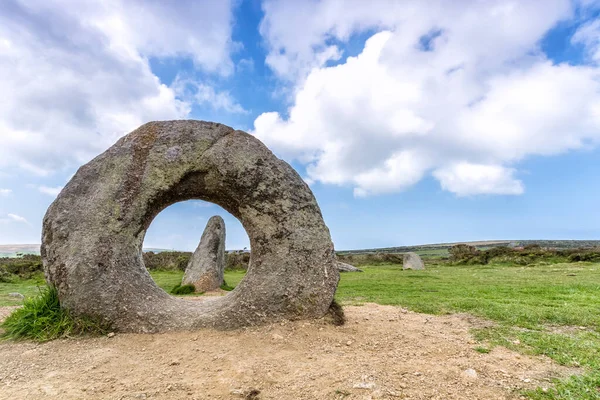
{"left": 0, "top": 244, "right": 176, "bottom": 258}
{"left": 339, "top": 239, "right": 600, "bottom": 254}
{"left": 142, "top": 248, "right": 179, "bottom": 254}
{"left": 0, "top": 244, "right": 40, "bottom": 253}
{"left": 0, "top": 244, "right": 40, "bottom": 257}
{"left": 2, "top": 240, "right": 600, "bottom": 258}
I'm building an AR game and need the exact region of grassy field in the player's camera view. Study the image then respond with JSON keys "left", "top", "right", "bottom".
{"left": 1, "top": 263, "right": 599, "bottom": 398}
{"left": 0, "top": 274, "right": 46, "bottom": 307}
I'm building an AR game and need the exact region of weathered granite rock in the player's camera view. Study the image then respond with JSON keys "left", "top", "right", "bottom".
{"left": 182, "top": 215, "right": 226, "bottom": 292}
{"left": 41, "top": 120, "right": 339, "bottom": 333}
{"left": 336, "top": 261, "right": 363, "bottom": 273}
{"left": 403, "top": 252, "right": 425, "bottom": 270}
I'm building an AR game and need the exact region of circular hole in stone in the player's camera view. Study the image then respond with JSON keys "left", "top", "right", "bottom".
{"left": 142, "top": 199, "right": 249, "bottom": 298}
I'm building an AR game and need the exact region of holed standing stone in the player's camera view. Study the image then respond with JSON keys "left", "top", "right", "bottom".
{"left": 41, "top": 120, "right": 339, "bottom": 333}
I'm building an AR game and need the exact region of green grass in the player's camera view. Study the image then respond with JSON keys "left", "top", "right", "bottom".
{"left": 1, "top": 286, "right": 109, "bottom": 341}
{"left": 1, "top": 262, "right": 599, "bottom": 397}
{"left": 220, "top": 281, "right": 235, "bottom": 291}
{"left": 341, "top": 261, "right": 600, "bottom": 400}
{"left": 0, "top": 272, "right": 45, "bottom": 306}
{"left": 149, "top": 269, "right": 246, "bottom": 294}
{"left": 473, "top": 327, "right": 600, "bottom": 399}
{"left": 0, "top": 270, "right": 245, "bottom": 306}
{"left": 3, "top": 265, "right": 599, "bottom": 330}
{"left": 335, "top": 262, "right": 600, "bottom": 330}
{"left": 334, "top": 262, "right": 600, "bottom": 399}
{"left": 148, "top": 270, "right": 186, "bottom": 292}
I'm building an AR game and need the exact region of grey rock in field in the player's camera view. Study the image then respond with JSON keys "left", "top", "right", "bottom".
{"left": 8, "top": 292, "right": 25, "bottom": 300}
{"left": 336, "top": 261, "right": 363, "bottom": 272}
{"left": 182, "top": 215, "right": 226, "bottom": 292}
{"left": 403, "top": 252, "right": 425, "bottom": 270}
{"left": 41, "top": 120, "right": 339, "bottom": 333}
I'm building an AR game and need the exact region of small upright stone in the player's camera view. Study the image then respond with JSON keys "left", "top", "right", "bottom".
{"left": 182, "top": 216, "right": 226, "bottom": 292}
{"left": 403, "top": 252, "right": 424, "bottom": 270}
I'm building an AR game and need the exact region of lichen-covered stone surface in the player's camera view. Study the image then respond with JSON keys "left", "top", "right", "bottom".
{"left": 403, "top": 252, "right": 425, "bottom": 270}
{"left": 182, "top": 215, "right": 226, "bottom": 292}
{"left": 41, "top": 120, "right": 339, "bottom": 333}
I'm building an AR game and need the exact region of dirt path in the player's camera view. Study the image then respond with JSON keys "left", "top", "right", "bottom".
{"left": 0, "top": 303, "right": 576, "bottom": 400}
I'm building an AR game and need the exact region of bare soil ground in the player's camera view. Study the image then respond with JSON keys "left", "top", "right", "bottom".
{"left": 0, "top": 303, "right": 577, "bottom": 400}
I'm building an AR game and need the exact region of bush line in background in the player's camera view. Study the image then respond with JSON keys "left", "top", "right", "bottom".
{"left": 3, "top": 244, "right": 600, "bottom": 283}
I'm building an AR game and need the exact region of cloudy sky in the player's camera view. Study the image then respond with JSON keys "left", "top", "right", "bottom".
{"left": 1, "top": 0, "right": 600, "bottom": 250}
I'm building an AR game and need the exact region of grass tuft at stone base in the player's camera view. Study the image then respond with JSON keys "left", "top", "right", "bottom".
{"left": 170, "top": 284, "right": 196, "bottom": 295}
{"left": 1, "top": 286, "right": 110, "bottom": 342}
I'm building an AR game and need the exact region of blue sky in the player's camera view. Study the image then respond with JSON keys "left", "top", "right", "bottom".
{"left": 1, "top": 0, "right": 600, "bottom": 251}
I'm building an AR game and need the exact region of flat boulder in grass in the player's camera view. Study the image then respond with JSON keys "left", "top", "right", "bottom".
{"left": 403, "top": 252, "right": 425, "bottom": 270}
{"left": 41, "top": 120, "right": 339, "bottom": 333}
{"left": 182, "top": 215, "right": 226, "bottom": 292}
{"left": 336, "top": 261, "right": 363, "bottom": 272}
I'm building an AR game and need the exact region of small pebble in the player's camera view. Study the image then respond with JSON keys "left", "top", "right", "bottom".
{"left": 462, "top": 368, "right": 478, "bottom": 380}
{"left": 353, "top": 382, "right": 376, "bottom": 389}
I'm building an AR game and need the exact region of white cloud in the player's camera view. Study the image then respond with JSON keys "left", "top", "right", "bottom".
{"left": 433, "top": 163, "right": 524, "bottom": 197}
{"left": 191, "top": 201, "right": 213, "bottom": 208}
{"left": 0, "top": 213, "right": 29, "bottom": 225}
{"left": 172, "top": 76, "right": 248, "bottom": 114}
{"left": 0, "top": 0, "right": 236, "bottom": 176}
{"left": 85, "top": 0, "right": 236, "bottom": 74}
{"left": 254, "top": 0, "right": 600, "bottom": 196}
{"left": 38, "top": 186, "right": 63, "bottom": 196}
{"left": 237, "top": 58, "right": 256, "bottom": 73}
{"left": 260, "top": 0, "right": 572, "bottom": 81}
{"left": 8, "top": 214, "right": 27, "bottom": 223}
{"left": 573, "top": 18, "right": 600, "bottom": 62}
{"left": 0, "top": 189, "right": 11, "bottom": 196}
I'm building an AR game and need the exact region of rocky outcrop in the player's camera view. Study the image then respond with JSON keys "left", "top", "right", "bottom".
{"left": 182, "top": 216, "right": 226, "bottom": 292}
{"left": 403, "top": 252, "right": 425, "bottom": 270}
{"left": 41, "top": 120, "right": 339, "bottom": 333}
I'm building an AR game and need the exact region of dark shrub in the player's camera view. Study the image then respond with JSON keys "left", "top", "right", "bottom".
{"left": 220, "top": 280, "right": 235, "bottom": 291}
{"left": 449, "top": 244, "right": 479, "bottom": 261}
{"left": 568, "top": 251, "right": 600, "bottom": 262}
{"left": 170, "top": 284, "right": 196, "bottom": 295}
{"left": 225, "top": 251, "right": 250, "bottom": 270}
{"left": 0, "top": 255, "right": 43, "bottom": 280}
{"left": 143, "top": 251, "right": 192, "bottom": 271}
{"left": 337, "top": 252, "right": 403, "bottom": 266}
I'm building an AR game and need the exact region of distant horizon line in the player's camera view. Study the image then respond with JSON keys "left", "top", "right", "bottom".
{"left": 2, "top": 239, "right": 599, "bottom": 254}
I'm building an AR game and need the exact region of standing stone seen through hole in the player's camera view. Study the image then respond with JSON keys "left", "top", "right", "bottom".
{"left": 403, "top": 252, "right": 425, "bottom": 270}
{"left": 182, "top": 215, "right": 226, "bottom": 292}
